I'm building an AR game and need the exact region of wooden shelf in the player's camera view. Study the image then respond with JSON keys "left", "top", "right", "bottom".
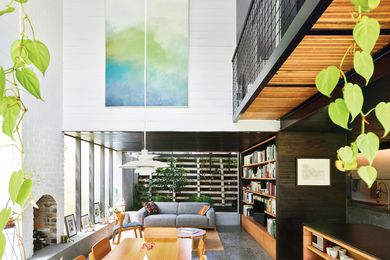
{"left": 243, "top": 189, "right": 276, "bottom": 199}
{"left": 307, "top": 245, "right": 331, "bottom": 260}
{"left": 242, "top": 159, "right": 276, "bottom": 168}
{"left": 264, "top": 210, "right": 276, "bottom": 218}
{"left": 242, "top": 200, "right": 253, "bottom": 205}
{"left": 242, "top": 177, "right": 276, "bottom": 181}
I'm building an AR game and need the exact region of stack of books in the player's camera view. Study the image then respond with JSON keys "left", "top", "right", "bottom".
{"left": 266, "top": 144, "right": 277, "bottom": 161}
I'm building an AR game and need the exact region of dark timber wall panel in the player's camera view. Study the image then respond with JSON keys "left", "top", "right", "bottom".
{"left": 276, "top": 132, "right": 347, "bottom": 260}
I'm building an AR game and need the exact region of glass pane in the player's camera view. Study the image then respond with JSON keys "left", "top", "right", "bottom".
{"left": 105, "top": 148, "right": 110, "bottom": 209}
{"left": 94, "top": 145, "right": 100, "bottom": 203}
{"left": 64, "top": 136, "right": 76, "bottom": 216}
{"left": 81, "top": 141, "right": 89, "bottom": 215}
{"left": 113, "top": 151, "right": 122, "bottom": 205}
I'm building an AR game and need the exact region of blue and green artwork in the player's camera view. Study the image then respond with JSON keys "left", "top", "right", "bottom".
{"left": 106, "top": 0, "right": 188, "bottom": 106}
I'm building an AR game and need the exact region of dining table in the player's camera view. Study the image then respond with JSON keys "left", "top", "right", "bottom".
{"left": 102, "top": 238, "right": 192, "bottom": 260}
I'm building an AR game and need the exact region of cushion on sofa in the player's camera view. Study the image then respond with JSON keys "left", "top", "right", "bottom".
{"left": 176, "top": 214, "right": 209, "bottom": 227}
{"left": 144, "top": 202, "right": 159, "bottom": 215}
{"left": 178, "top": 202, "right": 209, "bottom": 215}
{"left": 154, "top": 202, "right": 178, "bottom": 214}
{"left": 144, "top": 214, "right": 177, "bottom": 226}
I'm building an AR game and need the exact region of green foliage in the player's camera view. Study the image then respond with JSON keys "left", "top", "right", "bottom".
{"left": 343, "top": 83, "right": 363, "bottom": 122}
{"left": 149, "top": 158, "right": 188, "bottom": 199}
{"left": 375, "top": 102, "right": 390, "bottom": 137}
{"left": 0, "top": 1, "right": 50, "bottom": 258}
{"left": 188, "top": 195, "right": 214, "bottom": 206}
{"left": 328, "top": 99, "right": 350, "bottom": 130}
{"left": 315, "top": 66, "right": 340, "bottom": 97}
{"left": 353, "top": 16, "right": 380, "bottom": 53}
{"left": 131, "top": 184, "right": 149, "bottom": 210}
{"left": 152, "top": 194, "right": 171, "bottom": 202}
{"left": 315, "top": 2, "right": 384, "bottom": 187}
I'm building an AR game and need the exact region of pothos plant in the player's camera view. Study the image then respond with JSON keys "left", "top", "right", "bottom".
{"left": 0, "top": 0, "right": 50, "bottom": 259}
{"left": 315, "top": 0, "right": 388, "bottom": 188}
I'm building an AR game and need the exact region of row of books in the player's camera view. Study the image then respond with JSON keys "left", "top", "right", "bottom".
{"left": 243, "top": 144, "right": 277, "bottom": 165}
{"left": 243, "top": 191, "right": 254, "bottom": 204}
{"left": 243, "top": 162, "right": 276, "bottom": 179}
{"left": 264, "top": 182, "right": 276, "bottom": 197}
{"left": 244, "top": 181, "right": 276, "bottom": 196}
{"left": 243, "top": 205, "right": 253, "bottom": 217}
{"left": 267, "top": 218, "right": 276, "bottom": 237}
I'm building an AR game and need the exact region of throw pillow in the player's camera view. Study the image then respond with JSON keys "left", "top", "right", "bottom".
{"left": 144, "top": 202, "right": 159, "bottom": 215}
{"left": 197, "top": 205, "right": 210, "bottom": 216}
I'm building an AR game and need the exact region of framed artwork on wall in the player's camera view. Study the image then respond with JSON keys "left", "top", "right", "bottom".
{"left": 94, "top": 202, "right": 101, "bottom": 223}
{"left": 64, "top": 214, "right": 77, "bottom": 237}
{"left": 81, "top": 214, "right": 90, "bottom": 231}
{"left": 296, "top": 158, "right": 331, "bottom": 186}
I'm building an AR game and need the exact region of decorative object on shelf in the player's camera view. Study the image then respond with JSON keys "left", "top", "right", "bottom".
{"left": 94, "top": 202, "right": 102, "bottom": 223}
{"left": 81, "top": 214, "right": 90, "bottom": 232}
{"left": 64, "top": 214, "right": 77, "bottom": 238}
{"left": 296, "top": 158, "right": 331, "bottom": 186}
{"left": 314, "top": 0, "right": 385, "bottom": 188}
{"left": 105, "top": 0, "right": 189, "bottom": 107}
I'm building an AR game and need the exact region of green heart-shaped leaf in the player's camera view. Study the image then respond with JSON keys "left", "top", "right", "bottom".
{"left": 354, "top": 51, "right": 374, "bottom": 85}
{"left": 358, "top": 165, "right": 377, "bottom": 188}
{"left": 16, "top": 67, "right": 41, "bottom": 100}
{"left": 343, "top": 83, "right": 363, "bottom": 122}
{"left": 15, "top": 0, "right": 28, "bottom": 3}
{"left": 375, "top": 102, "right": 390, "bottom": 137}
{"left": 0, "top": 97, "right": 21, "bottom": 138}
{"left": 0, "top": 232, "right": 5, "bottom": 260}
{"left": 338, "top": 146, "right": 355, "bottom": 163}
{"left": 24, "top": 40, "right": 50, "bottom": 75}
{"left": 0, "top": 67, "right": 5, "bottom": 97}
{"left": 0, "top": 6, "right": 15, "bottom": 16}
{"left": 356, "top": 132, "right": 379, "bottom": 165}
{"left": 328, "top": 98, "right": 350, "bottom": 130}
{"left": 351, "top": 0, "right": 380, "bottom": 12}
{"left": 353, "top": 16, "right": 380, "bottom": 53}
{"left": 9, "top": 170, "right": 24, "bottom": 203}
{"left": 16, "top": 179, "right": 32, "bottom": 206}
{"left": 10, "top": 40, "right": 31, "bottom": 68}
{"left": 0, "top": 208, "right": 11, "bottom": 230}
{"left": 315, "top": 66, "right": 340, "bottom": 97}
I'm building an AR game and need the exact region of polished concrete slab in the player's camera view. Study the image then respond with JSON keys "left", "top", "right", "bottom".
{"left": 197, "top": 226, "right": 273, "bottom": 260}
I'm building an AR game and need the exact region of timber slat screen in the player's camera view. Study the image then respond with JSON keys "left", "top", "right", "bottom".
{"left": 138, "top": 153, "right": 239, "bottom": 212}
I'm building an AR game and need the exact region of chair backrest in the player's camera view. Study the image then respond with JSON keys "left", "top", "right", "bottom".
{"left": 73, "top": 255, "right": 86, "bottom": 260}
{"left": 114, "top": 211, "right": 125, "bottom": 227}
{"left": 88, "top": 252, "right": 95, "bottom": 260}
{"left": 92, "top": 237, "right": 111, "bottom": 260}
{"left": 197, "top": 238, "right": 206, "bottom": 260}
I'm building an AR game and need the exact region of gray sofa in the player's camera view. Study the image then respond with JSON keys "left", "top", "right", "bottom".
{"left": 137, "top": 202, "right": 216, "bottom": 228}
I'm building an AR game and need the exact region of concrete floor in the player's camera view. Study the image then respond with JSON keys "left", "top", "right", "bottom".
{"left": 197, "top": 226, "right": 273, "bottom": 260}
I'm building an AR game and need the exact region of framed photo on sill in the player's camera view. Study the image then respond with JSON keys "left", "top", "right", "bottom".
{"left": 64, "top": 214, "right": 77, "bottom": 237}
{"left": 296, "top": 158, "right": 331, "bottom": 186}
{"left": 81, "top": 214, "right": 90, "bottom": 231}
{"left": 94, "top": 202, "right": 101, "bottom": 223}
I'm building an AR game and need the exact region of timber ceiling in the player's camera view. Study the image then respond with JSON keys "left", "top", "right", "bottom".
{"left": 240, "top": 0, "right": 390, "bottom": 120}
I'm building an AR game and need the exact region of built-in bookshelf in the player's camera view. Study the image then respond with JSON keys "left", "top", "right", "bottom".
{"left": 240, "top": 135, "right": 277, "bottom": 258}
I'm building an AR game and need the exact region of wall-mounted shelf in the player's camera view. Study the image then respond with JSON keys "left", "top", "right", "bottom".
{"left": 243, "top": 189, "right": 276, "bottom": 199}
{"left": 242, "top": 177, "right": 276, "bottom": 181}
{"left": 264, "top": 210, "right": 276, "bottom": 218}
{"left": 242, "top": 159, "right": 276, "bottom": 168}
{"left": 242, "top": 200, "right": 253, "bottom": 205}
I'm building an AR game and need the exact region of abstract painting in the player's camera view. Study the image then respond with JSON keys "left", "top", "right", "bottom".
{"left": 106, "top": 0, "right": 188, "bottom": 106}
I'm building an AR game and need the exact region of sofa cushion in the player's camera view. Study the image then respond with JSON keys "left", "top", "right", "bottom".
{"left": 144, "top": 214, "right": 177, "bottom": 227}
{"left": 155, "top": 202, "right": 178, "bottom": 214}
{"left": 144, "top": 202, "right": 159, "bottom": 215}
{"left": 178, "top": 202, "right": 209, "bottom": 215}
{"left": 176, "top": 214, "right": 209, "bottom": 227}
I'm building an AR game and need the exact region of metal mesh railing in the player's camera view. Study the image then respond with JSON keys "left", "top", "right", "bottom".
{"left": 233, "top": 0, "right": 306, "bottom": 114}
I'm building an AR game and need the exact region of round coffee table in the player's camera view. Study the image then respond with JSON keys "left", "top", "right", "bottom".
{"left": 177, "top": 228, "right": 206, "bottom": 250}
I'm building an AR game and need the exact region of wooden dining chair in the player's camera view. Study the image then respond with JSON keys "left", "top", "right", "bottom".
{"left": 73, "top": 255, "right": 86, "bottom": 260}
{"left": 197, "top": 238, "right": 207, "bottom": 260}
{"left": 112, "top": 211, "right": 143, "bottom": 245}
{"left": 88, "top": 252, "right": 95, "bottom": 260}
{"left": 91, "top": 237, "right": 111, "bottom": 260}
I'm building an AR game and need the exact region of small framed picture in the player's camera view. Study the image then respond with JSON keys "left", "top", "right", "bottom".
{"left": 296, "top": 158, "right": 331, "bottom": 186}
{"left": 64, "top": 214, "right": 77, "bottom": 237}
{"left": 81, "top": 214, "right": 90, "bottom": 231}
{"left": 94, "top": 202, "right": 101, "bottom": 223}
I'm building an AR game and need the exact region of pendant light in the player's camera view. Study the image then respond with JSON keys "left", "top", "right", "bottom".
{"left": 120, "top": 0, "right": 168, "bottom": 175}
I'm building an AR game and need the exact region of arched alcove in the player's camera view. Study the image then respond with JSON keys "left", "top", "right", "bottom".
{"left": 33, "top": 195, "right": 57, "bottom": 252}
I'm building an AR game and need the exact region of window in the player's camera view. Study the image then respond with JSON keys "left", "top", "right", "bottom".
{"left": 105, "top": 148, "right": 110, "bottom": 209}
{"left": 64, "top": 136, "right": 76, "bottom": 216}
{"left": 81, "top": 141, "right": 89, "bottom": 215}
{"left": 113, "top": 151, "right": 122, "bottom": 204}
{"left": 94, "top": 145, "right": 100, "bottom": 204}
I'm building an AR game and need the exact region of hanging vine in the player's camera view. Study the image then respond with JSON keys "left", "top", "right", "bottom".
{"left": 0, "top": 0, "right": 50, "bottom": 258}
{"left": 315, "top": 0, "right": 387, "bottom": 188}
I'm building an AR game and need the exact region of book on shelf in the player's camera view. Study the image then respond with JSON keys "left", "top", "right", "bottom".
{"left": 243, "top": 191, "right": 254, "bottom": 204}
{"left": 243, "top": 161, "right": 276, "bottom": 179}
{"left": 243, "top": 205, "right": 253, "bottom": 217}
{"left": 245, "top": 181, "right": 276, "bottom": 197}
{"left": 243, "top": 144, "right": 277, "bottom": 165}
{"left": 253, "top": 197, "right": 276, "bottom": 216}
{"left": 267, "top": 218, "right": 276, "bottom": 237}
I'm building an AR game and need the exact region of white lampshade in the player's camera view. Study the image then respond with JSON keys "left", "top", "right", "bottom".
{"left": 120, "top": 149, "right": 168, "bottom": 175}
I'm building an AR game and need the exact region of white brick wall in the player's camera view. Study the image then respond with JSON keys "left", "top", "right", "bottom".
{"left": 62, "top": 0, "right": 280, "bottom": 132}
{"left": 19, "top": 0, "right": 64, "bottom": 257}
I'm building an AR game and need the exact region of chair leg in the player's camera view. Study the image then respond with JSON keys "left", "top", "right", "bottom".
{"left": 134, "top": 229, "right": 138, "bottom": 238}
{"left": 139, "top": 227, "right": 143, "bottom": 238}
{"left": 117, "top": 229, "right": 122, "bottom": 244}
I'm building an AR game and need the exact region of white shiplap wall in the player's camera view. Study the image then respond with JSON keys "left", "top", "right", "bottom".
{"left": 63, "top": 0, "right": 280, "bottom": 132}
